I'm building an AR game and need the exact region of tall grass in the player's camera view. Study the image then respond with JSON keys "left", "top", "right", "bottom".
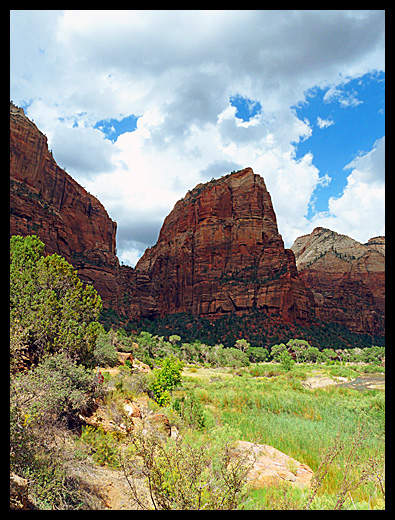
{"left": 182, "top": 368, "right": 384, "bottom": 507}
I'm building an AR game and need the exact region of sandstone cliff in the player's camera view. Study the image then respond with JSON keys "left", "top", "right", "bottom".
{"left": 10, "top": 102, "right": 120, "bottom": 307}
{"left": 291, "top": 227, "right": 385, "bottom": 334}
{"left": 10, "top": 103, "right": 384, "bottom": 337}
{"left": 133, "top": 168, "right": 315, "bottom": 322}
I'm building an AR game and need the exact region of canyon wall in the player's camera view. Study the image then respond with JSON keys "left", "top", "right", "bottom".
{"left": 133, "top": 168, "right": 315, "bottom": 322}
{"left": 291, "top": 227, "right": 385, "bottom": 334}
{"left": 10, "top": 102, "right": 120, "bottom": 308}
{"left": 10, "top": 103, "right": 384, "bottom": 336}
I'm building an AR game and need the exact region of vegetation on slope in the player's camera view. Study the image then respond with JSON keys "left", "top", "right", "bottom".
{"left": 10, "top": 235, "right": 385, "bottom": 510}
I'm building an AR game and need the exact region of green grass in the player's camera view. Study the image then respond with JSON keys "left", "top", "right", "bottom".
{"left": 182, "top": 365, "right": 384, "bottom": 508}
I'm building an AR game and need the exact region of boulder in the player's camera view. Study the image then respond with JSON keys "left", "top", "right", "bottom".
{"left": 10, "top": 473, "right": 36, "bottom": 510}
{"left": 132, "top": 358, "right": 151, "bottom": 373}
{"left": 145, "top": 413, "right": 171, "bottom": 437}
{"left": 123, "top": 400, "right": 142, "bottom": 418}
{"left": 117, "top": 352, "right": 133, "bottom": 366}
{"left": 229, "top": 440, "right": 314, "bottom": 489}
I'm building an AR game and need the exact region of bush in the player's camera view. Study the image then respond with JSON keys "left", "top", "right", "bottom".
{"left": 12, "top": 351, "right": 98, "bottom": 429}
{"left": 223, "top": 348, "right": 250, "bottom": 368}
{"left": 122, "top": 432, "right": 251, "bottom": 510}
{"left": 79, "top": 425, "right": 121, "bottom": 467}
{"left": 10, "top": 235, "right": 102, "bottom": 366}
{"left": 172, "top": 392, "right": 206, "bottom": 430}
{"left": 280, "top": 351, "right": 295, "bottom": 371}
{"left": 150, "top": 355, "right": 184, "bottom": 406}
{"left": 92, "top": 331, "right": 119, "bottom": 367}
{"left": 10, "top": 351, "right": 104, "bottom": 509}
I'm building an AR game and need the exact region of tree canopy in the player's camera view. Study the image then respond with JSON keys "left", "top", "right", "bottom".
{"left": 10, "top": 235, "right": 102, "bottom": 367}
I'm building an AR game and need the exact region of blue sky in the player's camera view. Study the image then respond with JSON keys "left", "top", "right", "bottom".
{"left": 293, "top": 72, "right": 385, "bottom": 217}
{"left": 94, "top": 115, "right": 139, "bottom": 142}
{"left": 10, "top": 10, "right": 385, "bottom": 266}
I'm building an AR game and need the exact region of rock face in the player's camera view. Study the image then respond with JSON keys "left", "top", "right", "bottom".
{"left": 10, "top": 102, "right": 120, "bottom": 308}
{"left": 133, "top": 168, "right": 315, "bottom": 322}
{"left": 10, "top": 104, "right": 384, "bottom": 337}
{"left": 230, "top": 440, "right": 314, "bottom": 490}
{"left": 291, "top": 227, "right": 385, "bottom": 334}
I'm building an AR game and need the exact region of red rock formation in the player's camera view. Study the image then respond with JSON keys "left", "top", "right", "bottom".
{"left": 10, "top": 102, "right": 120, "bottom": 307}
{"left": 10, "top": 103, "right": 384, "bottom": 337}
{"left": 291, "top": 227, "right": 385, "bottom": 334}
{"left": 134, "top": 168, "right": 315, "bottom": 322}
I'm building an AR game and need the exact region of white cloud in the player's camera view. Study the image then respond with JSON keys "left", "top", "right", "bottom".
{"left": 323, "top": 85, "right": 364, "bottom": 108}
{"left": 317, "top": 116, "right": 335, "bottom": 129}
{"left": 307, "top": 137, "right": 385, "bottom": 242}
{"left": 50, "top": 125, "right": 117, "bottom": 180}
{"left": 10, "top": 10, "right": 385, "bottom": 263}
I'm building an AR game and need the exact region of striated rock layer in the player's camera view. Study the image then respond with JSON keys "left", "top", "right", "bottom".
{"left": 10, "top": 102, "right": 121, "bottom": 308}
{"left": 10, "top": 103, "right": 385, "bottom": 336}
{"left": 291, "top": 227, "right": 385, "bottom": 334}
{"left": 132, "top": 168, "right": 315, "bottom": 322}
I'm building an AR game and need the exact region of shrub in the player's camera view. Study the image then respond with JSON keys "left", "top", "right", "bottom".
{"left": 172, "top": 392, "right": 206, "bottom": 430}
{"left": 92, "top": 331, "right": 119, "bottom": 367}
{"left": 79, "top": 425, "right": 121, "bottom": 468}
{"left": 280, "top": 351, "right": 295, "bottom": 371}
{"left": 150, "top": 355, "right": 184, "bottom": 406}
{"left": 12, "top": 351, "right": 98, "bottom": 429}
{"left": 10, "top": 235, "right": 102, "bottom": 366}
{"left": 122, "top": 432, "right": 251, "bottom": 510}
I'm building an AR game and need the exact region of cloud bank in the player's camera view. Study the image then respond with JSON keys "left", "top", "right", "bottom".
{"left": 10, "top": 10, "right": 385, "bottom": 265}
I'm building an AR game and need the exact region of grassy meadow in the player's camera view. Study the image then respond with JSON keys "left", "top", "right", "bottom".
{"left": 175, "top": 363, "right": 385, "bottom": 509}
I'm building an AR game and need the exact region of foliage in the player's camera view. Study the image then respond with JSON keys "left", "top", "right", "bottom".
{"left": 10, "top": 351, "right": 104, "bottom": 509}
{"left": 235, "top": 338, "right": 250, "bottom": 352}
{"left": 122, "top": 432, "right": 251, "bottom": 510}
{"left": 270, "top": 343, "right": 287, "bottom": 361}
{"left": 11, "top": 351, "right": 98, "bottom": 431}
{"left": 10, "top": 235, "right": 102, "bottom": 366}
{"left": 92, "top": 330, "right": 119, "bottom": 367}
{"left": 79, "top": 425, "right": 121, "bottom": 468}
{"left": 304, "top": 425, "right": 385, "bottom": 510}
{"left": 127, "top": 308, "right": 384, "bottom": 350}
{"left": 280, "top": 351, "right": 295, "bottom": 371}
{"left": 150, "top": 355, "right": 184, "bottom": 406}
{"left": 172, "top": 392, "right": 206, "bottom": 430}
{"left": 246, "top": 346, "right": 269, "bottom": 362}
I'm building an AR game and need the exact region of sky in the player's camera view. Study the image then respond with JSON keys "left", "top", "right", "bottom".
{"left": 10, "top": 10, "right": 385, "bottom": 267}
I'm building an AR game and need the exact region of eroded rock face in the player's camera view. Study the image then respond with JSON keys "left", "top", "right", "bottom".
{"left": 291, "top": 227, "right": 385, "bottom": 334}
{"left": 10, "top": 102, "right": 120, "bottom": 307}
{"left": 134, "top": 168, "right": 315, "bottom": 322}
{"left": 10, "top": 103, "right": 384, "bottom": 337}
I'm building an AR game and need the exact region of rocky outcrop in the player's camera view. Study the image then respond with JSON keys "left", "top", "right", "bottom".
{"left": 10, "top": 473, "right": 37, "bottom": 510}
{"left": 10, "top": 102, "right": 120, "bottom": 307}
{"left": 10, "top": 103, "right": 384, "bottom": 337}
{"left": 229, "top": 440, "right": 314, "bottom": 489}
{"left": 291, "top": 227, "right": 385, "bottom": 334}
{"left": 133, "top": 168, "right": 315, "bottom": 322}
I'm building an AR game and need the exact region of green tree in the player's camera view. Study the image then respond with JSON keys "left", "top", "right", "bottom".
{"left": 286, "top": 339, "right": 311, "bottom": 363}
{"left": 150, "top": 355, "right": 184, "bottom": 406}
{"left": 270, "top": 343, "right": 287, "bottom": 362}
{"left": 235, "top": 338, "right": 250, "bottom": 352}
{"left": 304, "top": 346, "right": 320, "bottom": 363}
{"left": 323, "top": 348, "right": 338, "bottom": 362}
{"left": 224, "top": 347, "right": 250, "bottom": 368}
{"left": 280, "top": 351, "right": 295, "bottom": 371}
{"left": 169, "top": 334, "right": 181, "bottom": 346}
{"left": 246, "top": 347, "right": 269, "bottom": 363}
{"left": 10, "top": 235, "right": 102, "bottom": 366}
{"left": 93, "top": 330, "right": 119, "bottom": 367}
